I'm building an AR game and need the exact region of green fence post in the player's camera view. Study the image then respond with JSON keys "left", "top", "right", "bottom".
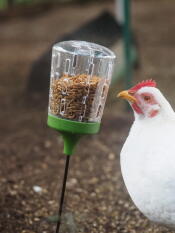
{"left": 123, "top": 0, "right": 132, "bottom": 90}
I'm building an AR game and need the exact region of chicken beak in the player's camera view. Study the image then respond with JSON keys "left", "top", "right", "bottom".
{"left": 117, "top": 90, "right": 136, "bottom": 103}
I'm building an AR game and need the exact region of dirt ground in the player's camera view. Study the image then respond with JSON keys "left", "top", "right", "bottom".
{"left": 1, "top": 0, "right": 175, "bottom": 232}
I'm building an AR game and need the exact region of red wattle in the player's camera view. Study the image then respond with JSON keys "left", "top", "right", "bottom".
{"left": 131, "top": 103, "right": 143, "bottom": 114}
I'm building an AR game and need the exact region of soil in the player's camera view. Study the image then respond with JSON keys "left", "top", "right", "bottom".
{"left": 1, "top": 0, "right": 175, "bottom": 232}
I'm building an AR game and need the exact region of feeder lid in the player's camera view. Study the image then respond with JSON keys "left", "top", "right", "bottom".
{"left": 53, "top": 40, "right": 116, "bottom": 59}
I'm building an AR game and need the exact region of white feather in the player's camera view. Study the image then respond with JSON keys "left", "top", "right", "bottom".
{"left": 120, "top": 87, "right": 175, "bottom": 227}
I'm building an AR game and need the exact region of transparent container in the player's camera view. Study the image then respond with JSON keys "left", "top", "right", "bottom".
{"left": 48, "top": 41, "right": 116, "bottom": 123}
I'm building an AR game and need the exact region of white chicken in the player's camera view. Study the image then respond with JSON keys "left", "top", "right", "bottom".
{"left": 118, "top": 80, "right": 175, "bottom": 228}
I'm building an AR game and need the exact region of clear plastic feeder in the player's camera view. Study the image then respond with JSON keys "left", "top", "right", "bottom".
{"left": 48, "top": 41, "right": 116, "bottom": 123}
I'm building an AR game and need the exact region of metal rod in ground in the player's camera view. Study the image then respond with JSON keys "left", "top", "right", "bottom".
{"left": 56, "top": 155, "right": 70, "bottom": 233}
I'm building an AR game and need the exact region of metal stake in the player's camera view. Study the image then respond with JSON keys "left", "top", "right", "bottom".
{"left": 56, "top": 155, "right": 70, "bottom": 233}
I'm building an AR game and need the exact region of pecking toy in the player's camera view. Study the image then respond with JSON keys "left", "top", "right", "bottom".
{"left": 47, "top": 40, "right": 116, "bottom": 232}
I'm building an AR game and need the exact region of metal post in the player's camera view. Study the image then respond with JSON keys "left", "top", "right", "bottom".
{"left": 115, "top": 0, "right": 125, "bottom": 25}
{"left": 56, "top": 155, "right": 70, "bottom": 233}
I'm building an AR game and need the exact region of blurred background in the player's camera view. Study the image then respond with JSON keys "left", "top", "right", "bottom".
{"left": 0, "top": 0, "right": 175, "bottom": 232}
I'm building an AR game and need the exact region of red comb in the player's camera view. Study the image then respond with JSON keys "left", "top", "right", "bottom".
{"left": 129, "top": 79, "right": 157, "bottom": 92}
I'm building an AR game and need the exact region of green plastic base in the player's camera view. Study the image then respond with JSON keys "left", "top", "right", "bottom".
{"left": 47, "top": 114, "right": 100, "bottom": 135}
{"left": 47, "top": 114, "right": 101, "bottom": 155}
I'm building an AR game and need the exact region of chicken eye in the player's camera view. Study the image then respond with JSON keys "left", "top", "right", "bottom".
{"left": 143, "top": 95, "right": 151, "bottom": 101}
